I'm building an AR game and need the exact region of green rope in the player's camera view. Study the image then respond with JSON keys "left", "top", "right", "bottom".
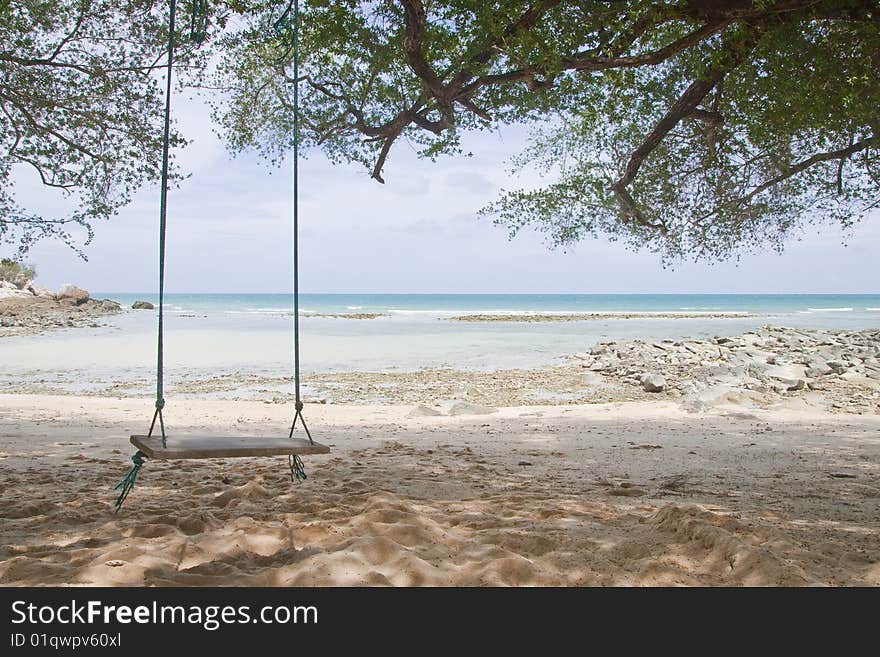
{"left": 151, "top": 0, "right": 177, "bottom": 449}
{"left": 272, "top": 1, "right": 293, "bottom": 33}
{"left": 291, "top": 0, "right": 302, "bottom": 414}
{"left": 190, "top": 0, "right": 209, "bottom": 43}
{"left": 289, "top": 454, "right": 307, "bottom": 482}
{"left": 113, "top": 451, "right": 146, "bottom": 512}
{"left": 283, "top": 0, "right": 315, "bottom": 448}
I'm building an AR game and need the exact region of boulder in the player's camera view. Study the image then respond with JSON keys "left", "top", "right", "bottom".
{"left": 132, "top": 300, "right": 155, "bottom": 310}
{"left": 640, "top": 373, "right": 666, "bottom": 392}
{"left": 0, "top": 286, "right": 32, "bottom": 299}
{"left": 29, "top": 285, "right": 55, "bottom": 299}
{"left": 56, "top": 284, "right": 89, "bottom": 305}
{"left": 826, "top": 360, "right": 849, "bottom": 375}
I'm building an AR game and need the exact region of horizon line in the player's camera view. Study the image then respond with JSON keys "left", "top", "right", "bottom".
{"left": 89, "top": 291, "right": 880, "bottom": 296}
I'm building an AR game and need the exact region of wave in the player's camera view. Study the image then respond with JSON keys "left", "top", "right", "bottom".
{"left": 806, "top": 307, "right": 853, "bottom": 312}
{"left": 387, "top": 308, "right": 752, "bottom": 317}
{"left": 224, "top": 309, "right": 293, "bottom": 316}
{"left": 866, "top": 307, "right": 880, "bottom": 311}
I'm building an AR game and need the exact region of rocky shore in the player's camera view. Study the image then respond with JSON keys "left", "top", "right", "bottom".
{"left": 0, "top": 283, "right": 122, "bottom": 337}
{"left": 58, "top": 326, "right": 869, "bottom": 417}
{"left": 563, "top": 326, "right": 880, "bottom": 414}
{"left": 300, "top": 327, "right": 878, "bottom": 414}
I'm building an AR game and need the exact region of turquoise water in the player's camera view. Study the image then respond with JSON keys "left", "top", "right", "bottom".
{"left": 2, "top": 294, "right": 878, "bottom": 389}
{"left": 100, "top": 293, "right": 880, "bottom": 317}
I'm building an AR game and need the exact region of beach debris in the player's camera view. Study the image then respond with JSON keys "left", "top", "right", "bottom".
{"left": 105, "top": 560, "right": 126, "bottom": 567}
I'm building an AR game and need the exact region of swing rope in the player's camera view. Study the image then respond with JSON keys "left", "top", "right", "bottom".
{"left": 113, "top": 0, "right": 178, "bottom": 513}
{"left": 283, "top": 0, "right": 314, "bottom": 447}
{"left": 114, "top": 0, "right": 314, "bottom": 512}
{"left": 151, "top": 0, "right": 178, "bottom": 449}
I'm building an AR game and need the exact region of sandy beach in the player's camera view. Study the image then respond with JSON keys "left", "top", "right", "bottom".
{"left": 1, "top": 389, "right": 878, "bottom": 586}
{"left": 1, "top": 293, "right": 879, "bottom": 587}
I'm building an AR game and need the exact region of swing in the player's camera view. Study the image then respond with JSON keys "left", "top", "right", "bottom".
{"left": 114, "top": 0, "right": 328, "bottom": 511}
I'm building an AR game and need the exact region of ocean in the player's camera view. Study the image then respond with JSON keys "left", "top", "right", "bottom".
{"left": 1, "top": 294, "right": 878, "bottom": 394}
{"left": 95, "top": 292, "right": 880, "bottom": 318}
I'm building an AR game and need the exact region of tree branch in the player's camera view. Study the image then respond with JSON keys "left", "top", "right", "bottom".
{"left": 609, "top": 27, "right": 765, "bottom": 227}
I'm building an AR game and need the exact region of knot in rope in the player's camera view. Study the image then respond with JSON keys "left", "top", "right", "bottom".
{"left": 289, "top": 454, "right": 307, "bottom": 482}
{"left": 113, "top": 451, "right": 146, "bottom": 513}
{"left": 155, "top": 398, "right": 165, "bottom": 410}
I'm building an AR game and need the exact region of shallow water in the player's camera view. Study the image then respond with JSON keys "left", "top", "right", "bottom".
{"left": 1, "top": 294, "right": 878, "bottom": 394}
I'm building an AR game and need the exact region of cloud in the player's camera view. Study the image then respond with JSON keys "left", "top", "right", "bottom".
{"left": 444, "top": 171, "right": 494, "bottom": 195}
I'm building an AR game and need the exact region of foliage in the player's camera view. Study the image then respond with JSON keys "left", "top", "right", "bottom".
{"left": 214, "top": 0, "right": 879, "bottom": 260}
{"left": 0, "top": 257, "right": 36, "bottom": 287}
{"left": 0, "top": 0, "right": 206, "bottom": 255}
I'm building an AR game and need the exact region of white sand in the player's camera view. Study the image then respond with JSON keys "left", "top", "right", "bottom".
{"left": 1, "top": 394, "right": 878, "bottom": 586}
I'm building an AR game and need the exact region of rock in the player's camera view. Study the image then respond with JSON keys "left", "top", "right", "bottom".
{"left": 786, "top": 379, "right": 806, "bottom": 392}
{"left": 132, "top": 300, "right": 155, "bottom": 310}
{"left": 448, "top": 402, "right": 498, "bottom": 416}
{"left": 763, "top": 363, "right": 807, "bottom": 381}
{"left": 0, "top": 286, "right": 32, "bottom": 299}
{"left": 99, "top": 299, "right": 122, "bottom": 312}
{"left": 29, "top": 285, "right": 55, "bottom": 299}
{"left": 56, "top": 284, "right": 89, "bottom": 305}
{"left": 640, "top": 373, "right": 666, "bottom": 392}
{"left": 407, "top": 404, "right": 442, "bottom": 418}
{"left": 805, "top": 364, "right": 833, "bottom": 377}
{"left": 826, "top": 360, "right": 849, "bottom": 375}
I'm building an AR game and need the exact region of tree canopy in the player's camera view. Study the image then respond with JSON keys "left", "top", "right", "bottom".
{"left": 0, "top": 0, "right": 202, "bottom": 254}
{"left": 216, "top": 0, "right": 879, "bottom": 260}
{"left": 2, "top": 1, "right": 878, "bottom": 260}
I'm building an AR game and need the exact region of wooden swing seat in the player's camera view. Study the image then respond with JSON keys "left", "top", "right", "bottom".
{"left": 130, "top": 434, "right": 330, "bottom": 460}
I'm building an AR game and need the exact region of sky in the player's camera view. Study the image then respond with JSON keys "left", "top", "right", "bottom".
{"left": 7, "top": 94, "right": 879, "bottom": 295}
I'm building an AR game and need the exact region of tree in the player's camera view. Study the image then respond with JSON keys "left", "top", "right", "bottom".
{"left": 0, "top": 0, "right": 204, "bottom": 255}
{"left": 215, "top": 0, "right": 879, "bottom": 260}
{"left": 0, "top": 257, "right": 35, "bottom": 287}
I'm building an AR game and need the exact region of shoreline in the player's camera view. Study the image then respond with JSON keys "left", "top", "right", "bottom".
{"left": 2, "top": 325, "right": 877, "bottom": 416}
